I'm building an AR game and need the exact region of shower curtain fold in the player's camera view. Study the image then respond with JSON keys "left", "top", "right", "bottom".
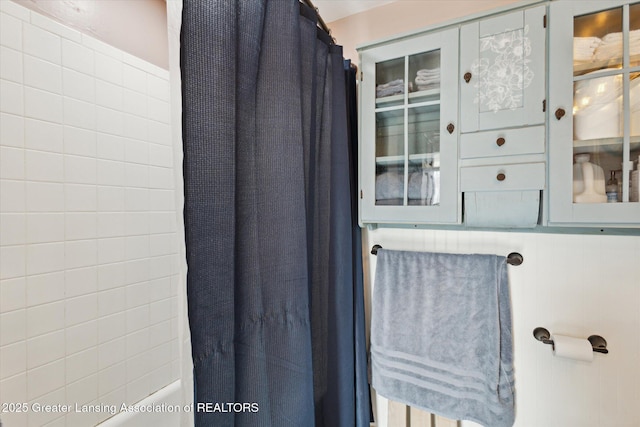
{"left": 180, "top": 1, "right": 369, "bottom": 426}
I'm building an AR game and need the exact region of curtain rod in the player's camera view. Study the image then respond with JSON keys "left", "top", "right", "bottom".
{"left": 301, "top": 0, "right": 333, "bottom": 42}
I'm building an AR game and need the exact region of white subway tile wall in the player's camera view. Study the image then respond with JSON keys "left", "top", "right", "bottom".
{"left": 0, "top": 2, "right": 180, "bottom": 425}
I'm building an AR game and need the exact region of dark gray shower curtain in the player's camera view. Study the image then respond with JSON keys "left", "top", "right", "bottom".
{"left": 180, "top": 1, "right": 369, "bottom": 426}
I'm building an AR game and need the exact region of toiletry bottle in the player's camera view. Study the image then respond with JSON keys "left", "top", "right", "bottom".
{"left": 573, "top": 153, "right": 607, "bottom": 203}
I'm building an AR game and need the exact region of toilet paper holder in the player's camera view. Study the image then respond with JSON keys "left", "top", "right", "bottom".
{"left": 533, "top": 327, "right": 608, "bottom": 354}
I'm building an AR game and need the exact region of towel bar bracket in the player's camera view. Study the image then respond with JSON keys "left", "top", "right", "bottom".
{"left": 506, "top": 252, "right": 523, "bottom": 266}
{"left": 371, "top": 244, "right": 383, "bottom": 255}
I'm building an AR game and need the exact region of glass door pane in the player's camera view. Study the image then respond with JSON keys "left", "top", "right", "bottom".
{"left": 571, "top": 6, "right": 640, "bottom": 205}
{"left": 631, "top": 3, "right": 640, "bottom": 68}
{"left": 408, "top": 50, "right": 440, "bottom": 105}
{"left": 375, "top": 109, "right": 405, "bottom": 205}
{"left": 573, "top": 7, "right": 622, "bottom": 76}
{"left": 632, "top": 3, "right": 640, "bottom": 203}
{"left": 631, "top": 71, "right": 640, "bottom": 202}
{"left": 408, "top": 105, "right": 440, "bottom": 206}
{"left": 376, "top": 57, "right": 405, "bottom": 108}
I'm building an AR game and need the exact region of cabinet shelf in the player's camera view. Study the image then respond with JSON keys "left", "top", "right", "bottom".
{"left": 573, "top": 135, "right": 640, "bottom": 153}
{"left": 573, "top": 54, "right": 640, "bottom": 76}
{"left": 375, "top": 88, "right": 441, "bottom": 107}
{"left": 376, "top": 152, "right": 441, "bottom": 166}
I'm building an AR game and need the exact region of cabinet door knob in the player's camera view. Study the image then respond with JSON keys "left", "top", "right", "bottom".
{"left": 446, "top": 123, "right": 455, "bottom": 134}
{"left": 496, "top": 137, "right": 506, "bottom": 147}
{"left": 463, "top": 72, "right": 472, "bottom": 83}
{"left": 497, "top": 173, "right": 506, "bottom": 181}
{"left": 555, "top": 108, "right": 566, "bottom": 120}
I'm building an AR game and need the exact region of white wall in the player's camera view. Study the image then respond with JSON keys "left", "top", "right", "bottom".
{"left": 364, "top": 228, "right": 640, "bottom": 427}
{"left": 327, "top": 0, "right": 521, "bottom": 65}
{"left": 11, "top": 0, "right": 168, "bottom": 69}
{"left": 0, "top": 2, "right": 181, "bottom": 425}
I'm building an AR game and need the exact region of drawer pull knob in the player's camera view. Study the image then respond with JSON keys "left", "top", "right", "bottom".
{"left": 497, "top": 173, "right": 506, "bottom": 181}
{"left": 555, "top": 108, "right": 566, "bottom": 120}
{"left": 496, "top": 137, "right": 506, "bottom": 147}
{"left": 463, "top": 72, "right": 472, "bottom": 83}
{"left": 446, "top": 123, "right": 455, "bottom": 134}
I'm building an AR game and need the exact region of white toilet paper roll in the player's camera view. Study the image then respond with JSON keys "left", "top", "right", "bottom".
{"left": 551, "top": 334, "right": 594, "bottom": 362}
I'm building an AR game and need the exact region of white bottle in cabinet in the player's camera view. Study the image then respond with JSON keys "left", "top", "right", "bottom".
{"left": 460, "top": 5, "right": 546, "bottom": 132}
{"left": 548, "top": 0, "right": 640, "bottom": 227}
{"left": 358, "top": 28, "right": 460, "bottom": 226}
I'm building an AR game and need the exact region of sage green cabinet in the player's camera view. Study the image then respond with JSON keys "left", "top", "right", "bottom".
{"left": 358, "top": 0, "right": 640, "bottom": 230}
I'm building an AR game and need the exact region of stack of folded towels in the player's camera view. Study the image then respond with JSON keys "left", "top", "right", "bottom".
{"left": 414, "top": 68, "right": 440, "bottom": 91}
{"left": 575, "top": 29, "right": 640, "bottom": 63}
{"left": 594, "top": 29, "right": 640, "bottom": 61}
{"left": 376, "top": 79, "right": 404, "bottom": 98}
{"left": 375, "top": 170, "right": 440, "bottom": 206}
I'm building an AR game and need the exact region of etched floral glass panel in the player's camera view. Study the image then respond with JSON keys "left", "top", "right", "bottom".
{"left": 474, "top": 28, "right": 533, "bottom": 113}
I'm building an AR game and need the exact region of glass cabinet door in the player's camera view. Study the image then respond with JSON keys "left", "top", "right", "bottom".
{"left": 572, "top": 5, "right": 640, "bottom": 204}
{"left": 374, "top": 51, "right": 441, "bottom": 207}
{"left": 360, "top": 28, "right": 459, "bottom": 225}
{"left": 549, "top": 1, "right": 640, "bottom": 226}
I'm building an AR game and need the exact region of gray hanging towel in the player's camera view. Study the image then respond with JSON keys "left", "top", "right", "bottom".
{"left": 371, "top": 249, "right": 515, "bottom": 427}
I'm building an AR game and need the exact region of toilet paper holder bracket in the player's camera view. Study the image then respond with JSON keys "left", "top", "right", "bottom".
{"left": 533, "top": 327, "right": 608, "bottom": 354}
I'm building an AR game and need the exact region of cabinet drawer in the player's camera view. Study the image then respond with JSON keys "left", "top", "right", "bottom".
{"left": 460, "top": 162, "right": 545, "bottom": 191}
{"left": 460, "top": 125, "right": 545, "bottom": 159}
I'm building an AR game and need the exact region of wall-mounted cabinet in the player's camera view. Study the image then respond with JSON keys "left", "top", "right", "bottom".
{"left": 358, "top": 0, "right": 640, "bottom": 230}
{"left": 359, "top": 28, "right": 460, "bottom": 225}
{"left": 548, "top": 0, "right": 640, "bottom": 227}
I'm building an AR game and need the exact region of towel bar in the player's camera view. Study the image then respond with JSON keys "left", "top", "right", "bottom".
{"left": 533, "top": 327, "right": 609, "bottom": 354}
{"left": 370, "top": 245, "right": 524, "bottom": 266}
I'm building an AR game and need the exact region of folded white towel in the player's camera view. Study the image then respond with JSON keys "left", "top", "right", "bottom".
{"left": 575, "top": 36, "right": 602, "bottom": 45}
{"left": 376, "top": 86, "right": 404, "bottom": 98}
{"left": 415, "top": 68, "right": 440, "bottom": 90}
{"left": 377, "top": 79, "right": 404, "bottom": 90}
{"left": 416, "top": 68, "right": 440, "bottom": 76}
{"left": 594, "top": 40, "right": 640, "bottom": 61}
{"left": 415, "top": 83, "right": 440, "bottom": 92}
{"left": 593, "top": 29, "right": 640, "bottom": 61}
{"left": 376, "top": 79, "right": 405, "bottom": 98}
{"left": 574, "top": 36, "right": 602, "bottom": 61}
{"left": 599, "top": 28, "right": 640, "bottom": 43}
{"left": 602, "top": 32, "right": 622, "bottom": 43}
{"left": 415, "top": 76, "right": 439, "bottom": 85}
